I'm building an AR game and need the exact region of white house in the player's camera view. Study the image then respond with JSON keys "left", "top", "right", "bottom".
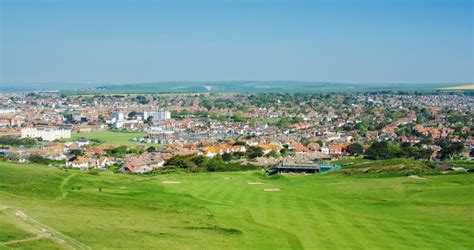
{"left": 76, "top": 139, "right": 90, "bottom": 147}
{"left": 108, "top": 112, "right": 125, "bottom": 124}
{"left": 66, "top": 157, "right": 89, "bottom": 169}
{"left": 21, "top": 127, "right": 71, "bottom": 141}
{"left": 321, "top": 146, "right": 330, "bottom": 155}
{"left": 146, "top": 110, "right": 171, "bottom": 121}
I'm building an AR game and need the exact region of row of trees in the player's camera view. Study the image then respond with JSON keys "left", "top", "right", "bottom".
{"left": 363, "top": 141, "right": 433, "bottom": 160}
{"left": 346, "top": 139, "right": 466, "bottom": 161}
{"left": 165, "top": 154, "right": 257, "bottom": 173}
{"left": 0, "top": 136, "right": 37, "bottom": 147}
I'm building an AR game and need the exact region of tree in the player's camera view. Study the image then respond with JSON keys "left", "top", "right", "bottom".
{"left": 170, "top": 110, "right": 179, "bottom": 119}
{"left": 69, "top": 149, "right": 83, "bottom": 156}
{"left": 133, "top": 95, "right": 149, "bottom": 105}
{"left": 0, "top": 136, "right": 37, "bottom": 147}
{"left": 364, "top": 141, "right": 396, "bottom": 160}
{"left": 247, "top": 146, "right": 263, "bottom": 159}
{"left": 300, "top": 138, "right": 311, "bottom": 146}
{"left": 222, "top": 152, "right": 232, "bottom": 162}
{"left": 145, "top": 116, "right": 154, "bottom": 124}
{"left": 179, "top": 110, "right": 190, "bottom": 117}
{"left": 267, "top": 150, "right": 278, "bottom": 158}
{"left": 127, "top": 111, "right": 137, "bottom": 120}
{"left": 232, "top": 112, "right": 244, "bottom": 122}
{"left": 439, "top": 142, "right": 464, "bottom": 160}
{"left": 107, "top": 145, "right": 128, "bottom": 157}
{"left": 233, "top": 141, "right": 246, "bottom": 146}
{"left": 128, "top": 147, "right": 139, "bottom": 154}
{"left": 346, "top": 143, "right": 363, "bottom": 156}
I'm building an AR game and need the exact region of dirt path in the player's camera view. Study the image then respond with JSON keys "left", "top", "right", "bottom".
{"left": 3, "top": 235, "right": 46, "bottom": 245}
{"left": 408, "top": 175, "right": 428, "bottom": 180}
{"left": 56, "top": 173, "right": 77, "bottom": 201}
{"left": 0, "top": 205, "right": 89, "bottom": 249}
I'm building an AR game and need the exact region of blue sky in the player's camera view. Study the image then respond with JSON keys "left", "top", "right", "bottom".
{"left": 1, "top": 0, "right": 472, "bottom": 84}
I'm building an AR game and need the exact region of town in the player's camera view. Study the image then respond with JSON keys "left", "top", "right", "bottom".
{"left": 0, "top": 91, "right": 472, "bottom": 174}
{"left": 1, "top": 0, "right": 473, "bottom": 248}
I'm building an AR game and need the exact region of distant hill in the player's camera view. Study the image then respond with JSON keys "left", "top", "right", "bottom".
{"left": 0, "top": 82, "right": 103, "bottom": 92}
{"left": 1, "top": 81, "right": 467, "bottom": 94}
{"left": 92, "top": 81, "right": 462, "bottom": 94}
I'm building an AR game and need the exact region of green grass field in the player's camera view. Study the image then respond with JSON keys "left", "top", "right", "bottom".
{"left": 69, "top": 130, "right": 149, "bottom": 146}
{"left": 0, "top": 162, "right": 473, "bottom": 249}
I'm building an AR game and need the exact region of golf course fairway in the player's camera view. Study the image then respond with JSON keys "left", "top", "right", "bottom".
{"left": 0, "top": 162, "right": 473, "bottom": 249}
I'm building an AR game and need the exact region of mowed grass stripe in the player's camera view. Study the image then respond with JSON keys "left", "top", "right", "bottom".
{"left": 401, "top": 224, "right": 459, "bottom": 248}
{"left": 297, "top": 195, "right": 371, "bottom": 249}
{"left": 317, "top": 198, "right": 390, "bottom": 248}
{"left": 309, "top": 198, "right": 364, "bottom": 248}
{"left": 190, "top": 178, "right": 218, "bottom": 201}
{"left": 317, "top": 197, "right": 443, "bottom": 248}
{"left": 329, "top": 202, "right": 459, "bottom": 248}
{"left": 293, "top": 195, "right": 343, "bottom": 249}
{"left": 285, "top": 194, "right": 321, "bottom": 249}
{"left": 238, "top": 185, "right": 259, "bottom": 208}
{"left": 218, "top": 182, "right": 240, "bottom": 205}
{"left": 277, "top": 194, "right": 302, "bottom": 227}
{"left": 202, "top": 181, "right": 227, "bottom": 202}
{"left": 236, "top": 188, "right": 301, "bottom": 246}
{"left": 262, "top": 191, "right": 278, "bottom": 226}
{"left": 337, "top": 204, "right": 473, "bottom": 248}
{"left": 227, "top": 182, "right": 248, "bottom": 206}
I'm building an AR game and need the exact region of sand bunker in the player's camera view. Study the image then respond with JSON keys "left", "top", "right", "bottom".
{"left": 248, "top": 182, "right": 264, "bottom": 185}
{"left": 263, "top": 188, "right": 281, "bottom": 192}
{"left": 162, "top": 181, "right": 181, "bottom": 184}
{"left": 408, "top": 175, "right": 428, "bottom": 180}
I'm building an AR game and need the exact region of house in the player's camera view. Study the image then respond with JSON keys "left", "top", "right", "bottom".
{"left": 45, "top": 142, "right": 67, "bottom": 152}
{"left": 76, "top": 138, "right": 90, "bottom": 147}
{"left": 201, "top": 144, "right": 247, "bottom": 158}
{"left": 120, "top": 152, "right": 164, "bottom": 173}
{"left": 144, "top": 153, "right": 165, "bottom": 168}
{"left": 257, "top": 144, "right": 282, "bottom": 155}
{"left": 329, "top": 144, "right": 346, "bottom": 155}
{"left": 321, "top": 146, "right": 330, "bottom": 155}
{"left": 0, "top": 146, "right": 10, "bottom": 157}
{"left": 307, "top": 142, "right": 321, "bottom": 151}
{"left": 290, "top": 144, "right": 309, "bottom": 154}
{"left": 289, "top": 121, "right": 311, "bottom": 130}
{"left": 121, "top": 158, "right": 152, "bottom": 173}
{"left": 21, "top": 127, "right": 71, "bottom": 141}
{"left": 202, "top": 146, "right": 220, "bottom": 158}
{"left": 95, "top": 157, "right": 113, "bottom": 169}
{"left": 66, "top": 156, "right": 89, "bottom": 169}
{"left": 88, "top": 147, "right": 106, "bottom": 155}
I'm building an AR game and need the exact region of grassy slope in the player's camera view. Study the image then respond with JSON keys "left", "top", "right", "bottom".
{"left": 0, "top": 162, "right": 473, "bottom": 249}
{"left": 69, "top": 130, "right": 148, "bottom": 146}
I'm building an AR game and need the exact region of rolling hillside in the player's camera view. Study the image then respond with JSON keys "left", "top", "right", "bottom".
{"left": 1, "top": 162, "right": 473, "bottom": 249}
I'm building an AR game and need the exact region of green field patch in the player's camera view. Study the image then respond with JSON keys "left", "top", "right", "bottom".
{"left": 5, "top": 238, "right": 63, "bottom": 249}
{"left": 68, "top": 130, "right": 149, "bottom": 146}
{"left": 0, "top": 212, "right": 35, "bottom": 243}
